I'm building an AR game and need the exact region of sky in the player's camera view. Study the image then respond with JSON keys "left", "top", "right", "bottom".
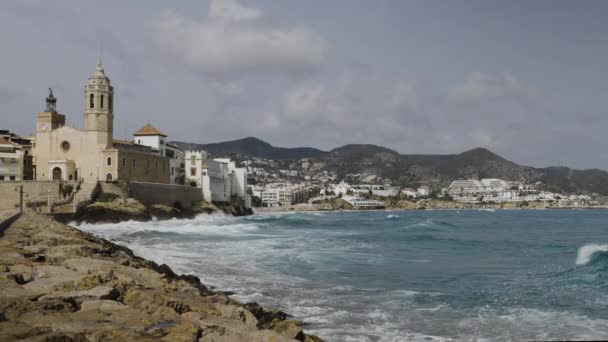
{"left": 1, "top": 0, "right": 608, "bottom": 170}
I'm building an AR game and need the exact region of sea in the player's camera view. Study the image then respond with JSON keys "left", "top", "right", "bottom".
{"left": 76, "top": 209, "right": 608, "bottom": 341}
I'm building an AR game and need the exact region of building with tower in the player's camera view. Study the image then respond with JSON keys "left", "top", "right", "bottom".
{"left": 34, "top": 60, "right": 170, "bottom": 184}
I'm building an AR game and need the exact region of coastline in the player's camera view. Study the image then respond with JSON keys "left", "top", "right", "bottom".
{"left": 0, "top": 213, "right": 323, "bottom": 341}
{"left": 254, "top": 203, "right": 608, "bottom": 213}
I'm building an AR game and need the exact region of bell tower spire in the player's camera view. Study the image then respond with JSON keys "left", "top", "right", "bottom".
{"left": 84, "top": 60, "right": 114, "bottom": 147}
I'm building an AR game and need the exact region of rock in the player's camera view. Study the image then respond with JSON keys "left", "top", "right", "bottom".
{"left": 214, "top": 304, "right": 259, "bottom": 329}
{"left": 272, "top": 320, "right": 305, "bottom": 341}
{"left": 80, "top": 299, "right": 129, "bottom": 312}
{"left": 38, "top": 285, "right": 118, "bottom": 301}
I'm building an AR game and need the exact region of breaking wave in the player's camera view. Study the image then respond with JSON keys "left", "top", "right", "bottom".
{"left": 576, "top": 244, "right": 608, "bottom": 265}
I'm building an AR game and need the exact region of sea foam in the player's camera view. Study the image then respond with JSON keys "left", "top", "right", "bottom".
{"left": 575, "top": 244, "right": 608, "bottom": 265}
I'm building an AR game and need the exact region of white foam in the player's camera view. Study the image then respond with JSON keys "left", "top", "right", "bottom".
{"left": 575, "top": 243, "right": 608, "bottom": 265}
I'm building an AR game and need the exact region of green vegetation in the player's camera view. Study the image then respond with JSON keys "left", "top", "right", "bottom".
{"left": 61, "top": 184, "right": 74, "bottom": 197}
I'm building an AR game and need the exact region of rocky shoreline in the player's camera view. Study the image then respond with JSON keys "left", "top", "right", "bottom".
{"left": 55, "top": 197, "right": 254, "bottom": 225}
{"left": 0, "top": 213, "right": 323, "bottom": 341}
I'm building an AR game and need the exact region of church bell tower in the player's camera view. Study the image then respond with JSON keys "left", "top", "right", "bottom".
{"left": 84, "top": 59, "right": 114, "bottom": 147}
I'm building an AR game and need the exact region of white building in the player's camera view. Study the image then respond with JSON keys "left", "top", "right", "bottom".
{"left": 133, "top": 124, "right": 167, "bottom": 157}
{"left": 402, "top": 188, "right": 418, "bottom": 197}
{"left": 343, "top": 195, "right": 385, "bottom": 208}
{"left": 185, "top": 150, "right": 208, "bottom": 188}
{"left": 332, "top": 180, "right": 351, "bottom": 195}
{"left": 185, "top": 151, "right": 250, "bottom": 208}
{"left": 166, "top": 143, "right": 184, "bottom": 185}
{"left": 417, "top": 186, "right": 431, "bottom": 197}
{"left": 0, "top": 137, "right": 25, "bottom": 181}
{"left": 260, "top": 187, "right": 293, "bottom": 207}
{"left": 448, "top": 178, "right": 511, "bottom": 195}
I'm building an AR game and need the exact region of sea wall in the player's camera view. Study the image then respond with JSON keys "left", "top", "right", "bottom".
{"left": 0, "top": 181, "right": 69, "bottom": 210}
{"left": 128, "top": 181, "right": 203, "bottom": 210}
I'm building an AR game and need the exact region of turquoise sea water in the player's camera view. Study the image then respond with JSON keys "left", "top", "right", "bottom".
{"left": 77, "top": 209, "right": 608, "bottom": 341}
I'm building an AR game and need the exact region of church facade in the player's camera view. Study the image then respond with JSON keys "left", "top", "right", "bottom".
{"left": 35, "top": 61, "right": 170, "bottom": 184}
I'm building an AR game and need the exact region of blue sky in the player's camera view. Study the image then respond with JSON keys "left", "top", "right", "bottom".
{"left": 1, "top": 0, "right": 607, "bottom": 169}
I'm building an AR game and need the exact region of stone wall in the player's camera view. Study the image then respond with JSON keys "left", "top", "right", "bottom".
{"left": 100, "top": 181, "right": 128, "bottom": 197}
{"left": 0, "top": 181, "right": 68, "bottom": 210}
{"left": 127, "top": 182, "right": 203, "bottom": 210}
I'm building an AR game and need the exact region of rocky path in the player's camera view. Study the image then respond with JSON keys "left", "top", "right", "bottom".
{"left": 0, "top": 213, "right": 322, "bottom": 342}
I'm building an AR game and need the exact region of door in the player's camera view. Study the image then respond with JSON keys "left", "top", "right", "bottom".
{"left": 52, "top": 167, "right": 62, "bottom": 181}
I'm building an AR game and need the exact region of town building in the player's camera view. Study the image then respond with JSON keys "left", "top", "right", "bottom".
{"left": 343, "top": 195, "right": 385, "bottom": 209}
{"left": 133, "top": 124, "right": 167, "bottom": 157}
{"left": 0, "top": 131, "right": 34, "bottom": 180}
{"left": 34, "top": 61, "right": 169, "bottom": 183}
{"left": 417, "top": 186, "right": 431, "bottom": 197}
{"left": 0, "top": 138, "right": 25, "bottom": 181}
{"left": 184, "top": 151, "right": 250, "bottom": 208}
{"left": 166, "top": 143, "right": 185, "bottom": 185}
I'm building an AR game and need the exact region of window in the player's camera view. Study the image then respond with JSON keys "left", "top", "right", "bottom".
{"left": 122, "top": 158, "right": 126, "bottom": 166}
{"left": 109, "top": 95, "right": 113, "bottom": 110}
{"left": 0, "top": 176, "right": 4, "bottom": 181}
{"left": 191, "top": 156, "right": 196, "bottom": 165}
{"left": 107, "top": 157, "right": 112, "bottom": 166}
{"left": 89, "top": 93, "right": 94, "bottom": 108}
{"left": 191, "top": 168, "right": 196, "bottom": 176}
{"left": 100, "top": 95, "right": 104, "bottom": 109}
{"left": 9, "top": 176, "right": 15, "bottom": 180}
{"left": 132, "top": 160, "right": 136, "bottom": 168}
{"left": 61, "top": 141, "right": 70, "bottom": 151}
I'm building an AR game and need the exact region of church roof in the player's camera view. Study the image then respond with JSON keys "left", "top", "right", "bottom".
{"left": 133, "top": 124, "right": 167, "bottom": 137}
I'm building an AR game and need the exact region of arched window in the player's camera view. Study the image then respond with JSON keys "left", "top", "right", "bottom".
{"left": 107, "top": 157, "right": 112, "bottom": 166}
{"left": 106, "top": 173, "right": 113, "bottom": 182}
{"left": 89, "top": 93, "right": 94, "bottom": 108}
{"left": 100, "top": 95, "right": 104, "bottom": 109}
{"left": 109, "top": 95, "right": 113, "bottom": 110}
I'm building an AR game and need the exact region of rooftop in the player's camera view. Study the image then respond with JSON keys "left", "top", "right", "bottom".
{"left": 133, "top": 124, "right": 167, "bottom": 137}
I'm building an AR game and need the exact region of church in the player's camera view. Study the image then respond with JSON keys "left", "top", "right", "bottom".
{"left": 35, "top": 61, "right": 170, "bottom": 184}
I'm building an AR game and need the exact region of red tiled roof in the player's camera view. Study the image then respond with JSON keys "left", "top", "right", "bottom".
{"left": 133, "top": 124, "right": 167, "bottom": 137}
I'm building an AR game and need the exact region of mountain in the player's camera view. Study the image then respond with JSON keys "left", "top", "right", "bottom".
{"left": 172, "top": 137, "right": 326, "bottom": 160}
{"left": 172, "top": 137, "right": 608, "bottom": 195}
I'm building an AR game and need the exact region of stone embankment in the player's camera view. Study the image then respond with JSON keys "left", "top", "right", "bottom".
{"left": 0, "top": 213, "right": 323, "bottom": 341}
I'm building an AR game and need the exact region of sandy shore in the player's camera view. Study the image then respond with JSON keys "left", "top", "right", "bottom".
{"left": 0, "top": 213, "right": 323, "bottom": 341}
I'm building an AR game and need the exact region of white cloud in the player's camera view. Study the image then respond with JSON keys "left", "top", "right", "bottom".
{"left": 156, "top": 0, "right": 328, "bottom": 76}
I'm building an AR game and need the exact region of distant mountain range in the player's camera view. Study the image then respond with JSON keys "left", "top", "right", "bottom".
{"left": 172, "top": 137, "right": 608, "bottom": 195}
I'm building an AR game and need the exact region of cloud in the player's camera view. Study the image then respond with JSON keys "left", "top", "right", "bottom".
{"left": 208, "top": 0, "right": 262, "bottom": 22}
{"left": 156, "top": 0, "right": 328, "bottom": 77}
{"left": 449, "top": 71, "right": 538, "bottom": 103}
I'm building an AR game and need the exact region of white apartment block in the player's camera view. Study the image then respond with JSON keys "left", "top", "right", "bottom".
{"left": 166, "top": 143, "right": 185, "bottom": 185}
{"left": 184, "top": 151, "right": 250, "bottom": 208}
{"left": 0, "top": 138, "right": 25, "bottom": 181}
